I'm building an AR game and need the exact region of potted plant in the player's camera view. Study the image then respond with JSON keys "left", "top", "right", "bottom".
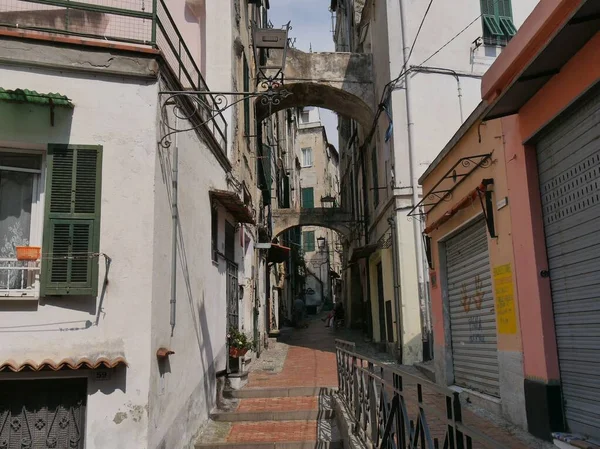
{"left": 228, "top": 328, "right": 255, "bottom": 358}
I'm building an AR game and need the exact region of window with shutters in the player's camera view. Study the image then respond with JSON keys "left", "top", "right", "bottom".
{"left": 480, "top": 0, "right": 517, "bottom": 47}
{"left": 0, "top": 150, "right": 44, "bottom": 298}
{"left": 301, "top": 187, "right": 314, "bottom": 209}
{"left": 243, "top": 54, "right": 251, "bottom": 137}
{"left": 41, "top": 144, "right": 102, "bottom": 297}
{"left": 211, "top": 205, "right": 218, "bottom": 262}
{"left": 303, "top": 230, "right": 315, "bottom": 253}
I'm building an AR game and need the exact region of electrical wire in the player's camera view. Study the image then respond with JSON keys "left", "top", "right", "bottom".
{"left": 406, "top": 0, "right": 435, "bottom": 67}
{"left": 359, "top": 0, "right": 504, "bottom": 151}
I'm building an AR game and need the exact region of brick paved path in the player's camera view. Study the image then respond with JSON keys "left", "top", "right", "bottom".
{"left": 196, "top": 317, "right": 553, "bottom": 448}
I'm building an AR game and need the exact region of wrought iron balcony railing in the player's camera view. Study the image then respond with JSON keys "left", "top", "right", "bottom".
{"left": 335, "top": 339, "right": 509, "bottom": 449}
{"left": 0, "top": 258, "right": 40, "bottom": 298}
{"left": 0, "top": 0, "right": 227, "bottom": 151}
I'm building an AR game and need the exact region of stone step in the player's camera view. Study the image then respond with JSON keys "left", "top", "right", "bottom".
{"left": 224, "top": 386, "right": 337, "bottom": 399}
{"left": 211, "top": 395, "right": 335, "bottom": 422}
{"left": 195, "top": 419, "right": 341, "bottom": 449}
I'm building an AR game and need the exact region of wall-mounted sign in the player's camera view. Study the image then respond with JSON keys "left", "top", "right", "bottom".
{"left": 493, "top": 264, "right": 517, "bottom": 334}
{"left": 94, "top": 370, "right": 112, "bottom": 382}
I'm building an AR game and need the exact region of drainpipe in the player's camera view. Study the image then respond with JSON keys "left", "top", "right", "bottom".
{"left": 409, "top": 65, "right": 484, "bottom": 124}
{"left": 399, "top": 0, "right": 426, "bottom": 353}
{"left": 388, "top": 215, "right": 403, "bottom": 362}
{"left": 170, "top": 116, "right": 179, "bottom": 336}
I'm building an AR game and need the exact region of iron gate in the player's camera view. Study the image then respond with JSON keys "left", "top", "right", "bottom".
{"left": 0, "top": 378, "right": 87, "bottom": 449}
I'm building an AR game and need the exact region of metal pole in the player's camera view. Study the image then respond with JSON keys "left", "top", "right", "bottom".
{"left": 399, "top": 0, "right": 426, "bottom": 354}
{"left": 389, "top": 216, "right": 403, "bottom": 362}
{"left": 170, "top": 122, "right": 178, "bottom": 336}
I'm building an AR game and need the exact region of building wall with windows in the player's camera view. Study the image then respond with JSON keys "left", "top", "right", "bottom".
{"left": 0, "top": 61, "right": 159, "bottom": 448}
{"left": 332, "top": 0, "right": 538, "bottom": 364}
{"left": 0, "top": 29, "right": 237, "bottom": 449}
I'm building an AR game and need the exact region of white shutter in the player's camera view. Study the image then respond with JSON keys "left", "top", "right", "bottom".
{"left": 536, "top": 84, "right": 600, "bottom": 439}
{"left": 446, "top": 218, "right": 499, "bottom": 396}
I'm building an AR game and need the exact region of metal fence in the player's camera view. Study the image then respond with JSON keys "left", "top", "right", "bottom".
{"left": 0, "top": 258, "right": 40, "bottom": 298}
{"left": 335, "top": 339, "right": 509, "bottom": 449}
{"left": 0, "top": 0, "right": 227, "bottom": 151}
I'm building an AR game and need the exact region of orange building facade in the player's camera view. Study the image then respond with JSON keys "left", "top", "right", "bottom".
{"left": 419, "top": 0, "right": 599, "bottom": 441}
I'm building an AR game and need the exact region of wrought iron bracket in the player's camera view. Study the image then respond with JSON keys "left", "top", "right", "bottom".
{"left": 158, "top": 78, "right": 292, "bottom": 149}
{"left": 408, "top": 153, "right": 492, "bottom": 218}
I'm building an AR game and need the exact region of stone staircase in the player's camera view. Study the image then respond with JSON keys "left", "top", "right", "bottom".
{"left": 195, "top": 386, "right": 342, "bottom": 449}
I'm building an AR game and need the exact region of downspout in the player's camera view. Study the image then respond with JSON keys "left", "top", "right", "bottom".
{"left": 399, "top": 0, "right": 427, "bottom": 351}
{"left": 360, "top": 148, "right": 373, "bottom": 338}
{"left": 170, "top": 116, "right": 179, "bottom": 336}
{"left": 388, "top": 215, "right": 403, "bottom": 362}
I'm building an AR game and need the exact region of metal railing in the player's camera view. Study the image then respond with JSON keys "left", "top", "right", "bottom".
{"left": 0, "top": 0, "right": 227, "bottom": 151}
{"left": 0, "top": 258, "right": 40, "bottom": 298}
{"left": 335, "top": 339, "right": 509, "bottom": 449}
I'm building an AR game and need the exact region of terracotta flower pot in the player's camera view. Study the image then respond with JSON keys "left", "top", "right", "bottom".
{"left": 229, "top": 347, "right": 248, "bottom": 358}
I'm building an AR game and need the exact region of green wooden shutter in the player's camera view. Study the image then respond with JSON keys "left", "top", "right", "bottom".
{"left": 303, "top": 231, "right": 315, "bottom": 253}
{"left": 302, "top": 187, "right": 314, "bottom": 209}
{"left": 498, "top": 0, "right": 517, "bottom": 36}
{"left": 41, "top": 144, "right": 102, "bottom": 296}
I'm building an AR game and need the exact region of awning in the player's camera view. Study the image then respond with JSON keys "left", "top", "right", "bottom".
{"left": 210, "top": 189, "right": 255, "bottom": 224}
{"left": 0, "top": 88, "right": 73, "bottom": 108}
{"left": 349, "top": 243, "right": 378, "bottom": 263}
{"left": 268, "top": 243, "right": 290, "bottom": 263}
{"left": 483, "top": 0, "right": 600, "bottom": 120}
{"left": 0, "top": 356, "right": 128, "bottom": 372}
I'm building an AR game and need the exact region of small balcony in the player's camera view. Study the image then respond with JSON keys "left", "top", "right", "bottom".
{"left": 0, "top": 258, "right": 40, "bottom": 299}
{"left": 0, "top": 0, "right": 227, "bottom": 151}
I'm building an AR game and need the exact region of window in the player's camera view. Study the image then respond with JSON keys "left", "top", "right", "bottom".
{"left": 301, "top": 187, "right": 314, "bottom": 209}
{"left": 41, "top": 144, "right": 102, "bottom": 297}
{"left": 303, "top": 230, "right": 315, "bottom": 253}
{"left": 0, "top": 151, "right": 43, "bottom": 297}
{"left": 211, "top": 205, "right": 218, "bottom": 262}
{"left": 301, "top": 110, "right": 310, "bottom": 123}
{"left": 481, "top": 0, "right": 517, "bottom": 46}
{"left": 371, "top": 148, "right": 379, "bottom": 207}
{"left": 243, "top": 54, "right": 251, "bottom": 136}
{"left": 301, "top": 148, "right": 313, "bottom": 167}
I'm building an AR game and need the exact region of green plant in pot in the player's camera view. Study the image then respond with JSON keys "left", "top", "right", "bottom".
{"left": 228, "top": 328, "right": 255, "bottom": 358}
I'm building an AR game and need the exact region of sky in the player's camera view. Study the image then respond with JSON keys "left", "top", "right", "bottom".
{"left": 269, "top": 0, "right": 340, "bottom": 150}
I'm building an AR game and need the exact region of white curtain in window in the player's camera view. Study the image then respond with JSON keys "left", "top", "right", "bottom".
{"left": 302, "top": 148, "right": 312, "bottom": 167}
{"left": 0, "top": 170, "right": 33, "bottom": 289}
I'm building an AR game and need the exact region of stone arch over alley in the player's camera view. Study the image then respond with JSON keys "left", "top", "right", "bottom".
{"left": 256, "top": 48, "right": 374, "bottom": 130}
{"left": 272, "top": 208, "right": 354, "bottom": 241}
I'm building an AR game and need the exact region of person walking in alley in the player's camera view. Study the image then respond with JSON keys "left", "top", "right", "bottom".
{"left": 293, "top": 296, "right": 307, "bottom": 328}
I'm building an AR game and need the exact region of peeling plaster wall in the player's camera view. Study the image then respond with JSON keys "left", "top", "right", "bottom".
{"left": 0, "top": 65, "right": 157, "bottom": 449}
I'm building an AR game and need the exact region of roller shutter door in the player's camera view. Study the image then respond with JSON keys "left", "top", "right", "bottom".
{"left": 536, "top": 84, "right": 600, "bottom": 439}
{"left": 446, "top": 218, "right": 499, "bottom": 396}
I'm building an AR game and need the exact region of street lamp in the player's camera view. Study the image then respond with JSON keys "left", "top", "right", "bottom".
{"left": 317, "top": 236, "right": 326, "bottom": 252}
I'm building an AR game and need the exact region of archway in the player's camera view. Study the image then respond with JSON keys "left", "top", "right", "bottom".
{"left": 256, "top": 82, "right": 374, "bottom": 131}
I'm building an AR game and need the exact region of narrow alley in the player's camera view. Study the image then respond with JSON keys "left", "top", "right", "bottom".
{"left": 196, "top": 316, "right": 554, "bottom": 448}
{"left": 0, "top": 0, "right": 598, "bottom": 448}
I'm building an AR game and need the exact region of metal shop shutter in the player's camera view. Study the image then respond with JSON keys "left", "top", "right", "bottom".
{"left": 536, "top": 84, "right": 600, "bottom": 439}
{"left": 446, "top": 218, "right": 499, "bottom": 396}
